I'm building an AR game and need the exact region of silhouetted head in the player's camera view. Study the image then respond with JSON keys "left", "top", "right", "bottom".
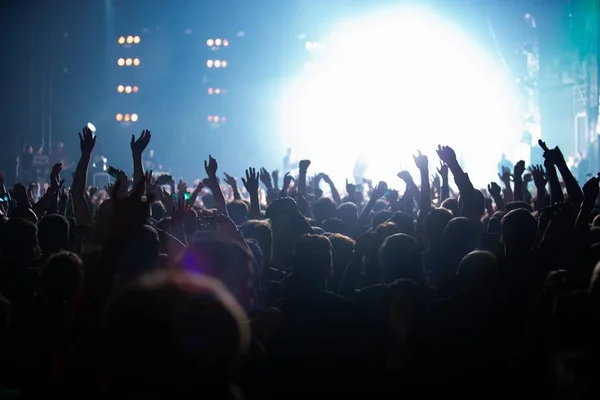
{"left": 336, "top": 202, "right": 358, "bottom": 226}
{"left": 226, "top": 200, "right": 249, "bottom": 226}
{"left": 291, "top": 234, "right": 332, "bottom": 284}
{"left": 457, "top": 250, "right": 498, "bottom": 297}
{"left": 442, "top": 217, "right": 480, "bottom": 275}
{"left": 371, "top": 210, "right": 392, "bottom": 229}
{"left": 440, "top": 198, "right": 459, "bottom": 216}
{"left": 321, "top": 217, "right": 346, "bottom": 235}
{"left": 379, "top": 233, "right": 425, "bottom": 287}
{"left": 312, "top": 197, "right": 337, "bottom": 223}
{"left": 488, "top": 211, "right": 505, "bottom": 234}
{"left": 41, "top": 251, "right": 83, "bottom": 303}
{"left": 119, "top": 225, "right": 160, "bottom": 283}
{"left": 0, "top": 218, "right": 40, "bottom": 266}
{"left": 38, "top": 214, "right": 70, "bottom": 257}
{"left": 501, "top": 209, "right": 537, "bottom": 256}
{"left": 425, "top": 207, "right": 452, "bottom": 248}
{"left": 106, "top": 271, "right": 250, "bottom": 397}
{"left": 240, "top": 220, "right": 272, "bottom": 270}
{"left": 325, "top": 233, "right": 355, "bottom": 292}
{"left": 179, "top": 238, "right": 255, "bottom": 310}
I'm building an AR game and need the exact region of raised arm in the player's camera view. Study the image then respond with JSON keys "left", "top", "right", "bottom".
{"left": 204, "top": 155, "right": 228, "bottom": 215}
{"left": 72, "top": 126, "right": 96, "bottom": 226}
{"left": 242, "top": 168, "right": 262, "bottom": 219}
{"left": 130, "top": 130, "right": 151, "bottom": 186}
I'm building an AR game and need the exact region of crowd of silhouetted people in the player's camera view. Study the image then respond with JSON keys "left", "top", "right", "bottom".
{"left": 0, "top": 125, "right": 599, "bottom": 399}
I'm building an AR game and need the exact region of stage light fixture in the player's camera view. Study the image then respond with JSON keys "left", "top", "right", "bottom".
{"left": 223, "top": 39, "right": 229, "bottom": 46}
{"left": 208, "top": 115, "right": 213, "bottom": 122}
{"left": 118, "top": 36, "right": 125, "bottom": 44}
{"left": 117, "top": 85, "right": 124, "bottom": 93}
{"left": 214, "top": 116, "right": 220, "bottom": 123}
{"left": 133, "top": 35, "right": 140, "bottom": 44}
{"left": 207, "top": 60, "right": 214, "bottom": 68}
{"left": 124, "top": 114, "right": 131, "bottom": 122}
{"left": 221, "top": 116, "right": 227, "bottom": 122}
{"left": 208, "top": 88, "right": 214, "bottom": 95}
{"left": 132, "top": 86, "right": 139, "bottom": 93}
{"left": 214, "top": 60, "right": 221, "bottom": 68}
{"left": 221, "top": 60, "right": 228, "bottom": 68}
{"left": 207, "top": 39, "right": 214, "bottom": 46}
{"left": 116, "top": 113, "right": 123, "bottom": 122}
{"left": 215, "top": 38, "right": 222, "bottom": 46}
{"left": 126, "top": 36, "right": 133, "bottom": 44}
{"left": 125, "top": 58, "right": 132, "bottom": 66}
{"left": 133, "top": 58, "right": 140, "bottom": 66}
{"left": 131, "top": 113, "right": 138, "bottom": 122}
{"left": 117, "top": 58, "right": 125, "bottom": 66}
{"left": 125, "top": 86, "right": 132, "bottom": 94}
{"left": 215, "top": 88, "right": 221, "bottom": 94}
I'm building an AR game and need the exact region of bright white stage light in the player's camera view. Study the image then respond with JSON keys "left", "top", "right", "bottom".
{"left": 280, "top": 7, "right": 522, "bottom": 188}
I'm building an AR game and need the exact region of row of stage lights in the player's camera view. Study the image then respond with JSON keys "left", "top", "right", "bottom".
{"left": 117, "top": 85, "right": 139, "bottom": 93}
{"left": 208, "top": 115, "right": 227, "bottom": 123}
{"left": 117, "top": 58, "right": 140, "bottom": 67}
{"left": 116, "top": 113, "right": 139, "bottom": 122}
{"left": 207, "top": 38, "right": 229, "bottom": 47}
{"left": 206, "top": 60, "right": 228, "bottom": 68}
{"left": 207, "top": 88, "right": 225, "bottom": 95}
{"left": 118, "top": 35, "right": 141, "bottom": 45}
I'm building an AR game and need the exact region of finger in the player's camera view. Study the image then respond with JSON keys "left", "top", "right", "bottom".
{"left": 241, "top": 178, "right": 247, "bottom": 187}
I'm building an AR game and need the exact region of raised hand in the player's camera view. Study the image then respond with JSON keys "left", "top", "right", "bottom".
{"left": 437, "top": 162, "right": 449, "bottom": 180}
{"left": 436, "top": 145, "right": 457, "bottom": 165}
{"left": 131, "top": 129, "right": 151, "bottom": 156}
{"left": 582, "top": 174, "right": 600, "bottom": 204}
{"left": 487, "top": 182, "right": 502, "bottom": 199}
{"left": 498, "top": 166, "right": 512, "bottom": 186}
{"left": 271, "top": 170, "right": 279, "bottom": 188}
{"left": 162, "top": 187, "right": 174, "bottom": 214}
{"left": 346, "top": 178, "right": 356, "bottom": 195}
{"left": 223, "top": 172, "right": 237, "bottom": 188}
{"left": 145, "top": 171, "right": 159, "bottom": 196}
{"left": 78, "top": 125, "right": 96, "bottom": 156}
{"left": 11, "top": 183, "right": 29, "bottom": 206}
{"left": 282, "top": 172, "right": 294, "bottom": 188}
{"left": 259, "top": 167, "right": 272, "bottom": 188}
{"left": 514, "top": 160, "right": 526, "bottom": 179}
{"left": 372, "top": 181, "right": 388, "bottom": 199}
{"left": 49, "top": 163, "right": 65, "bottom": 192}
{"left": 242, "top": 167, "right": 260, "bottom": 195}
{"left": 204, "top": 155, "right": 218, "bottom": 178}
{"left": 177, "top": 178, "right": 188, "bottom": 195}
{"left": 397, "top": 170, "right": 413, "bottom": 183}
{"left": 539, "top": 140, "right": 566, "bottom": 166}
{"left": 413, "top": 150, "right": 428, "bottom": 170}
{"left": 529, "top": 165, "right": 547, "bottom": 188}
{"left": 299, "top": 159, "right": 311, "bottom": 172}
{"left": 523, "top": 172, "right": 533, "bottom": 185}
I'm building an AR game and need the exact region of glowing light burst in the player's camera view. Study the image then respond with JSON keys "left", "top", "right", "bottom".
{"left": 280, "top": 7, "right": 522, "bottom": 188}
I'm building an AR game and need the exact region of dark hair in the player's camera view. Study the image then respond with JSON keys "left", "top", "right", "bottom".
{"left": 292, "top": 234, "right": 333, "bottom": 281}
{"left": 312, "top": 197, "right": 337, "bottom": 223}
{"left": 379, "top": 233, "right": 425, "bottom": 287}
{"left": 227, "top": 200, "right": 249, "bottom": 226}
{"left": 41, "top": 251, "right": 83, "bottom": 302}
{"left": 106, "top": 271, "right": 249, "bottom": 396}
{"left": 38, "top": 214, "right": 70, "bottom": 256}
